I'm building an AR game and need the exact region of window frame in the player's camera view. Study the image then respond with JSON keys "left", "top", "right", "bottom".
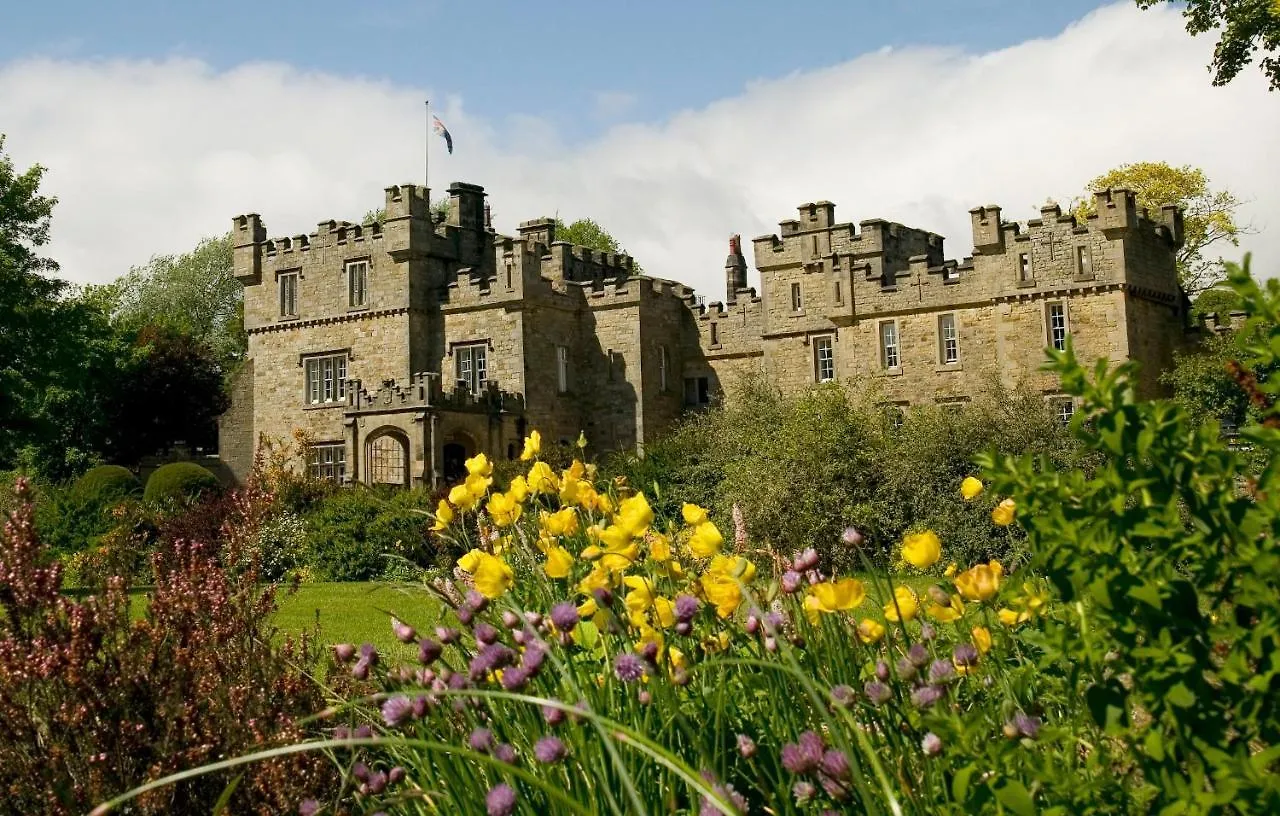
{"left": 556, "top": 345, "right": 570, "bottom": 393}
{"left": 307, "top": 443, "right": 346, "bottom": 482}
{"left": 790, "top": 282, "right": 803, "bottom": 312}
{"left": 1047, "top": 302, "right": 1069, "bottom": 352}
{"left": 278, "top": 271, "right": 299, "bottom": 318}
{"left": 455, "top": 343, "right": 489, "bottom": 393}
{"left": 304, "top": 353, "right": 348, "bottom": 406}
{"left": 879, "top": 320, "right": 900, "bottom": 370}
{"left": 813, "top": 335, "right": 835, "bottom": 383}
{"left": 659, "top": 345, "right": 669, "bottom": 392}
{"left": 1018, "top": 252, "right": 1032, "bottom": 284}
{"left": 938, "top": 313, "right": 959, "bottom": 365}
{"left": 346, "top": 259, "right": 369, "bottom": 309}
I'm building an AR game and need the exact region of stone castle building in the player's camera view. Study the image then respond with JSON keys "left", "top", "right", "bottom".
{"left": 218, "top": 181, "right": 1186, "bottom": 488}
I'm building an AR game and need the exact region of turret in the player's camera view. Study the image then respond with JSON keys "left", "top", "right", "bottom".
{"left": 725, "top": 234, "right": 747, "bottom": 302}
{"left": 969, "top": 205, "right": 1003, "bottom": 254}
{"left": 383, "top": 184, "right": 430, "bottom": 220}
{"left": 231, "top": 213, "right": 266, "bottom": 281}
{"left": 1094, "top": 188, "right": 1138, "bottom": 236}
{"left": 517, "top": 217, "right": 557, "bottom": 253}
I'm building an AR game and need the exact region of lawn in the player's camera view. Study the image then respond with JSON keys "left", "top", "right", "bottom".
{"left": 273, "top": 581, "right": 444, "bottom": 657}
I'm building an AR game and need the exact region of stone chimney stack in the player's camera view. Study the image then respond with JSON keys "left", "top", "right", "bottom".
{"left": 725, "top": 234, "right": 747, "bottom": 302}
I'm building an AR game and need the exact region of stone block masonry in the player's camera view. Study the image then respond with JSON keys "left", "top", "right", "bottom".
{"left": 218, "top": 181, "right": 1189, "bottom": 487}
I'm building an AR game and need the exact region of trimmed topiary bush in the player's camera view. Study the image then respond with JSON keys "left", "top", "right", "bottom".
{"left": 143, "top": 462, "right": 220, "bottom": 506}
{"left": 72, "top": 464, "right": 141, "bottom": 503}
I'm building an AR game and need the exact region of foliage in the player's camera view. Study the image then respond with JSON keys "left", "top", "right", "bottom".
{"left": 143, "top": 461, "right": 221, "bottom": 506}
{"left": 254, "top": 510, "right": 309, "bottom": 582}
{"left": 103, "top": 325, "right": 231, "bottom": 463}
{"left": 977, "top": 254, "right": 1280, "bottom": 813}
{"left": 1191, "top": 281, "right": 1246, "bottom": 322}
{"left": 0, "top": 471, "right": 334, "bottom": 814}
{"left": 1071, "top": 160, "right": 1248, "bottom": 295}
{"left": 73, "top": 464, "right": 142, "bottom": 502}
{"left": 1137, "top": 0, "right": 1280, "bottom": 90}
{"left": 555, "top": 216, "right": 644, "bottom": 273}
{"left": 302, "top": 487, "right": 435, "bottom": 582}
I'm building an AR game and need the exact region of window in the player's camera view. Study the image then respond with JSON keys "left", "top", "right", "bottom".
{"left": 347, "top": 259, "right": 369, "bottom": 308}
{"left": 943, "top": 266, "right": 960, "bottom": 282}
{"left": 307, "top": 444, "right": 345, "bottom": 482}
{"left": 938, "top": 313, "right": 959, "bottom": 365}
{"left": 1053, "top": 398, "right": 1075, "bottom": 426}
{"left": 879, "top": 321, "right": 900, "bottom": 369}
{"left": 556, "top": 345, "right": 569, "bottom": 393}
{"left": 834, "top": 281, "right": 843, "bottom": 305}
{"left": 278, "top": 272, "right": 298, "bottom": 318}
{"left": 659, "top": 346, "right": 669, "bottom": 392}
{"left": 367, "top": 434, "right": 408, "bottom": 486}
{"left": 1048, "top": 303, "right": 1068, "bottom": 351}
{"left": 813, "top": 336, "right": 835, "bottom": 383}
{"left": 684, "top": 376, "right": 710, "bottom": 407}
{"left": 304, "top": 354, "right": 347, "bottom": 405}
{"left": 1076, "top": 245, "right": 1093, "bottom": 277}
{"left": 884, "top": 405, "right": 905, "bottom": 429}
{"left": 791, "top": 282, "right": 803, "bottom": 311}
{"left": 456, "top": 344, "right": 488, "bottom": 393}
{"left": 710, "top": 322, "right": 719, "bottom": 346}
{"left": 1018, "top": 253, "right": 1032, "bottom": 283}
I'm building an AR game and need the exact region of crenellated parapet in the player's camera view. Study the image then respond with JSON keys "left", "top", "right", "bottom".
{"left": 345, "top": 371, "right": 525, "bottom": 416}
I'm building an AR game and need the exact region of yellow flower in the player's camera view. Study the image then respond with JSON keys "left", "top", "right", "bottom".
{"left": 901, "top": 530, "right": 942, "bottom": 569}
{"left": 944, "top": 562, "right": 958, "bottom": 578}
{"left": 471, "top": 553, "right": 514, "bottom": 599}
{"left": 580, "top": 545, "right": 603, "bottom": 561}
{"left": 634, "top": 624, "right": 665, "bottom": 658}
{"left": 961, "top": 476, "right": 984, "bottom": 500}
{"left": 647, "top": 533, "right": 672, "bottom": 562}
{"left": 448, "top": 483, "right": 479, "bottom": 511}
{"left": 431, "top": 499, "right": 453, "bottom": 532}
{"left": 809, "top": 578, "right": 866, "bottom": 612}
{"left": 544, "top": 546, "right": 574, "bottom": 579}
{"left": 520, "top": 430, "right": 542, "bottom": 461}
{"left": 651, "top": 597, "right": 677, "bottom": 628}
{"left": 688, "top": 521, "right": 724, "bottom": 558}
{"left": 701, "top": 631, "right": 732, "bottom": 653}
{"left": 857, "top": 618, "right": 886, "bottom": 644}
{"left": 457, "top": 548, "right": 484, "bottom": 573}
{"left": 507, "top": 475, "right": 529, "bottom": 504}
{"left": 707, "top": 554, "right": 756, "bottom": 583}
{"left": 597, "top": 524, "right": 632, "bottom": 550}
{"left": 997, "top": 607, "right": 1025, "bottom": 627}
{"left": 955, "top": 562, "right": 1002, "bottom": 602}
{"left": 577, "top": 597, "right": 598, "bottom": 618}
{"left": 803, "top": 594, "right": 823, "bottom": 626}
{"left": 700, "top": 572, "right": 744, "bottom": 618}
{"left": 594, "top": 492, "right": 615, "bottom": 515}
{"left": 668, "top": 646, "right": 688, "bottom": 671}
{"left": 599, "top": 542, "right": 640, "bottom": 573}
{"left": 883, "top": 586, "right": 919, "bottom": 622}
{"left": 681, "top": 503, "right": 709, "bottom": 526}
{"left": 465, "top": 453, "right": 493, "bottom": 478}
{"left": 616, "top": 493, "right": 654, "bottom": 538}
{"left": 527, "top": 461, "right": 559, "bottom": 494}
{"left": 991, "top": 498, "right": 1016, "bottom": 527}
{"left": 578, "top": 566, "right": 612, "bottom": 596}
{"left": 486, "top": 491, "right": 522, "bottom": 528}
{"left": 465, "top": 473, "right": 492, "bottom": 499}
{"left": 541, "top": 507, "right": 579, "bottom": 537}
{"left": 623, "top": 575, "right": 656, "bottom": 616}
{"left": 925, "top": 593, "right": 965, "bottom": 623}
{"left": 971, "top": 626, "right": 992, "bottom": 654}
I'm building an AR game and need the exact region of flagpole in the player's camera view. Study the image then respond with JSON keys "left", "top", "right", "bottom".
{"left": 424, "top": 100, "right": 430, "bottom": 206}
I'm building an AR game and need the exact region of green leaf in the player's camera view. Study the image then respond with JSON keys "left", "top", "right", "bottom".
{"left": 953, "top": 764, "right": 975, "bottom": 803}
{"left": 1143, "top": 729, "right": 1165, "bottom": 761}
{"left": 1166, "top": 682, "right": 1196, "bottom": 709}
{"left": 1086, "top": 680, "right": 1130, "bottom": 734}
{"left": 994, "top": 778, "right": 1037, "bottom": 816}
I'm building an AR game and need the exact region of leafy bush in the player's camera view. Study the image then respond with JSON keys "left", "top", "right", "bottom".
{"left": 303, "top": 487, "right": 434, "bottom": 581}
{"left": 254, "top": 510, "right": 308, "bottom": 582}
{"left": 0, "top": 470, "right": 333, "bottom": 814}
{"left": 73, "top": 464, "right": 141, "bottom": 503}
{"left": 143, "top": 461, "right": 220, "bottom": 505}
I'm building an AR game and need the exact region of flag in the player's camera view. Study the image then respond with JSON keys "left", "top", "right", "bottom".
{"left": 432, "top": 115, "right": 453, "bottom": 154}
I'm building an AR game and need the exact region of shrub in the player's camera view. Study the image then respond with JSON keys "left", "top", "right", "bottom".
{"left": 303, "top": 486, "right": 434, "bottom": 581}
{"left": 72, "top": 464, "right": 141, "bottom": 503}
{"left": 253, "top": 510, "right": 308, "bottom": 582}
{"left": 143, "top": 461, "right": 220, "bottom": 506}
{"left": 0, "top": 469, "right": 334, "bottom": 813}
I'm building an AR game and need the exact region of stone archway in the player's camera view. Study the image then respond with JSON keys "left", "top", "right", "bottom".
{"left": 365, "top": 428, "right": 410, "bottom": 488}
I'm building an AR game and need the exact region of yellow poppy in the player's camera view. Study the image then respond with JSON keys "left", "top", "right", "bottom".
{"left": 857, "top": 618, "right": 886, "bottom": 644}
{"left": 597, "top": 524, "right": 632, "bottom": 550}
{"left": 991, "top": 498, "right": 1016, "bottom": 526}
{"left": 507, "top": 475, "right": 529, "bottom": 504}
{"left": 689, "top": 521, "right": 724, "bottom": 558}
{"left": 971, "top": 626, "right": 992, "bottom": 654}
{"left": 883, "top": 586, "right": 919, "bottom": 622}
{"left": 955, "top": 562, "right": 1002, "bottom": 602}
{"left": 577, "top": 597, "right": 598, "bottom": 619}
{"left": 648, "top": 533, "right": 672, "bottom": 562}
{"left": 616, "top": 493, "right": 654, "bottom": 539}
{"left": 901, "top": 530, "right": 942, "bottom": 569}
{"left": 944, "top": 562, "right": 958, "bottom": 578}
{"left": 961, "top": 477, "right": 984, "bottom": 500}
{"left": 578, "top": 566, "right": 611, "bottom": 596}
{"left": 465, "top": 453, "right": 493, "bottom": 478}
{"left": 623, "top": 575, "right": 656, "bottom": 615}
{"left": 651, "top": 597, "right": 677, "bottom": 628}
{"left": 520, "top": 430, "right": 541, "bottom": 461}
{"left": 707, "top": 554, "right": 756, "bottom": 583}
{"left": 464, "top": 472, "right": 492, "bottom": 499}
{"left": 457, "top": 548, "right": 484, "bottom": 573}
{"left": 803, "top": 594, "right": 824, "bottom": 625}
{"left": 448, "top": 483, "right": 478, "bottom": 511}
{"left": 527, "top": 461, "right": 559, "bottom": 494}
{"left": 431, "top": 499, "right": 453, "bottom": 531}
{"left": 682, "top": 503, "right": 709, "bottom": 526}
{"left": 809, "top": 578, "right": 866, "bottom": 612}
{"left": 701, "top": 573, "right": 743, "bottom": 618}
{"left": 997, "top": 607, "right": 1026, "bottom": 626}
{"left": 925, "top": 593, "right": 965, "bottom": 623}
{"left": 600, "top": 542, "right": 640, "bottom": 573}
{"left": 472, "top": 553, "right": 515, "bottom": 599}
{"left": 544, "top": 546, "right": 574, "bottom": 579}
{"left": 486, "top": 491, "right": 522, "bottom": 528}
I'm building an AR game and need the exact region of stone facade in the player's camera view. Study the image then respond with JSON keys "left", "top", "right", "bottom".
{"left": 218, "top": 182, "right": 1187, "bottom": 487}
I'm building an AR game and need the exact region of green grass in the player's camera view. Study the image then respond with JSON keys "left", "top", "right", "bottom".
{"left": 273, "top": 581, "right": 444, "bottom": 655}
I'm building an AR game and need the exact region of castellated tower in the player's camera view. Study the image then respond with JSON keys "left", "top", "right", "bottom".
{"left": 218, "top": 181, "right": 1187, "bottom": 489}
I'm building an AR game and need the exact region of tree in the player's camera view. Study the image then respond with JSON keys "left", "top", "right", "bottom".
{"left": 1136, "top": 0, "right": 1280, "bottom": 90}
{"left": 1071, "top": 161, "right": 1249, "bottom": 295}
{"left": 0, "top": 135, "right": 128, "bottom": 479}
{"left": 108, "top": 233, "right": 244, "bottom": 371}
{"left": 554, "top": 217, "right": 643, "bottom": 273}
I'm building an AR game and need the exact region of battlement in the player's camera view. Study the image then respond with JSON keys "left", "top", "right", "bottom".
{"left": 346, "top": 372, "right": 525, "bottom": 415}
{"left": 545, "top": 240, "right": 634, "bottom": 283}
{"left": 261, "top": 219, "right": 383, "bottom": 257}
{"left": 383, "top": 184, "right": 431, "bottom": 221}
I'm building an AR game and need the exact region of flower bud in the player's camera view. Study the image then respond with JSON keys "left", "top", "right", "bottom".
{"left": 333, "top": 643, "right": 356, "bottom": 663}
{"left": 501, "top": 610, "right": 521, "bottom": 629}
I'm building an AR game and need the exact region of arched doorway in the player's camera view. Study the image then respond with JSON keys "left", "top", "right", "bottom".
{"left": 442, "top": 443, "right": 467, "bottom": 484}
{"left": 366, "top": 430, "right": 410, "bottom": 488}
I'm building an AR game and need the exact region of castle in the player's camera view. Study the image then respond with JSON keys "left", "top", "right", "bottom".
{"left": 217, "top": 181, "right": 1187, "bottom": 488}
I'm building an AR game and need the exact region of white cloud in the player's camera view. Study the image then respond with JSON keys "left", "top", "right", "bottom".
{"left": 1, "top": 1, "right": 1276, "bottom": 302}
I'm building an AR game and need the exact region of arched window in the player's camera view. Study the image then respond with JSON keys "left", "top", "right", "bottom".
{"left": 367, "top": 431, "right": 409, "bottom": 487}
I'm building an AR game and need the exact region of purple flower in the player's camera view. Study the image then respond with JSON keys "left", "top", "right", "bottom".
{"left": 793, "top": 779, "right": 817, "bottom": 803}
{"left": 781, "top": 570, "right": 803, "bottom": 594}
{"left": 864, "top": 680, "right": 892, "bottom": 705}
{"left": 500, "top": 666, "right": 529, "bottom": 690}
{"left": 928, "top": 659, "right": 955, "bottom": 684}
{"left": 351, "top": 658, "right": 370, "bottom": 680}
{"left": 1013, "top": 712, "right": 1042, "bottom": 739}
{"left": 534, "top": 735, "right": 567, "bottom": 763}
{"left": 907, "top": 643, "right": 930, "bottom": 667}
{"left": 764, "top": 610, "right": 785, "bottom": 634}
{"left": 911, "top": 684, "right": 945, "bottom": 708}
{"left": 474, "top": 622, "right": 500, "bottom": 644}
{"left": 365, "top": 770, "right": 387, "bottom": 794}
{"left": 393, "top": 621, "right": 416, "bottom": 643}
{"left": 543, "top": 703, "right": 565, "bottom": 726}
{"left": 821, "top": 749, "right": 850, "bottom": 781}
{"left": 781, "top": 730, "right": 824, "bottom": 774}
{"left": 550, "top": 602, "right": 580, "bottom": 632}
{"left": 745, "top": 612, "right": 761, "bottom": 635}
{"left": 639, "top": 641, "right": 660, "bottom": 663}
{"left": 501, "top": 610, "right": 521, "bottom": 629}
{"left": 922, "top": 732, "right": 943, "bottom": 756}
{"left": 896, "top": 657, "right": 917, "bottom": 681}
{"left": 920, "top": 623, "right": 937, "bottom": 642}
{"left": 830, "top": 684, "right": 856, "bottom": 707}
{"left": 794, "top": 547, "right": 820, "bottom": 571}
{"left": 353, "top": 724, "right": 373, "bottom": 739}
{"left": 674, "top": 594, "right": 700, "bottom": 622}
{"left": 465, "top": 589, "right": 488, "bottom": 612}
{"left": 875, "top": 659, "right": 891, "bottom": 681}
{"left": 486, "top": 783, "right": 517, "bottom": 816}
{"left": 841, "top": 527, "right": 863, "bottom": 546}
{"left": 521, "top": 643, "right": 547, "bottom": 673}
{"left": 468, "top": 727, "right": 494, "bottom": 752}
{"left": 737, "top": 733, "right": 757, "bottom": 758}
{"left": 494, "top": 743, "right": 518, "bottom": 764}
{"left": 675, "top": 621, "right": 692, "bottom": 636}
{"left": 412, "top": 695, "right": 431, "bottom": 718}
{"left": 388, "top": 766, "right": 406, "bottom": 784}
{"left": 352, "top": 762, "right": 370, "bottom": 781}
{"left": 418, "top": 638, "right": 443, "bottom": 665}
{"left": 359, "top": 643, "right": 379, "bottom": 664}
{"left": 298, "top": 799, "right": 320, "bottom": 816}
{"left": 457, "top": 606, "right": 474, "bottom": 625}
{"left": 435, "top": 626, "right": 460, "bottom": 644}
{"left": 953, "top": 643, "right": 979, "bottom": 667}
{"left": 333, "top": 643, "right": 356, "bottom": 663}
{"left": 614, "top": 653, "right": 646, "bottom": 682}
{"left": 381, "top": 695, "right": 414, "bottom": 728}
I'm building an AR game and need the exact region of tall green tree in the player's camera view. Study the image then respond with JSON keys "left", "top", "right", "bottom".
{"left": 1136, "top": 0, "right": 1280, "bottom": 90}
{"left": 554, "top": 217, "right": 643, "bottom": 273}
{"left": 1071, "top": 161, "right": 1249, "bottom": 296}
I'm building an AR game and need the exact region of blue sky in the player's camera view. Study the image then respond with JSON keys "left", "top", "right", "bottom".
{"left": 5, "top": 0, "right": 1112, "bottom": 143}
{"left": 2, "top": 1, "right": 1277, "bottom": 292}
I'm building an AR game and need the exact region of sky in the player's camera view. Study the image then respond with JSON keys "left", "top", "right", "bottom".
{"left": 1, "top": 0, "right": 1277, "bottom": 298}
